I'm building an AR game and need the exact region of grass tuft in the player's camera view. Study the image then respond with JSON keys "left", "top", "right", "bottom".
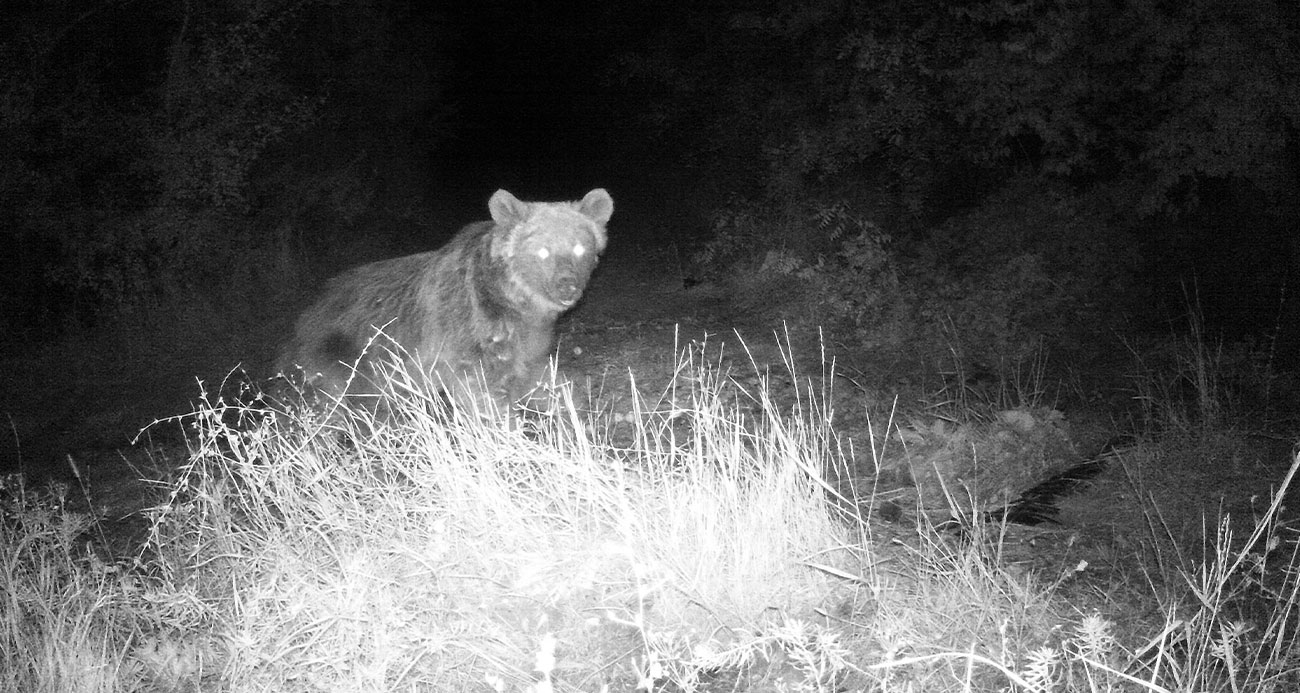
{"left": 1, "top": 338, "right": 1297, "bottom": 691}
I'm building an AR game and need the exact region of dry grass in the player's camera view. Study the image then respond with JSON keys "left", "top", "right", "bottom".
{"left": 1, "top": 338, "right": 1297, "bottom": 692}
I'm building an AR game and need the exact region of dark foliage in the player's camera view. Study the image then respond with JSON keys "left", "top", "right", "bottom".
{"left": 614, "top": 0, "right": 1298, "bottom": 361}
{"left": 0, "top": 0, "right": 453, "bottom": 334}
{"left": 616, "top": 0, "right": 1299, "bottom": 220}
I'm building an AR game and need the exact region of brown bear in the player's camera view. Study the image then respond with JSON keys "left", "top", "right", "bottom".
{"left": 278, "top": 188, "right": 613, "bottom": 417}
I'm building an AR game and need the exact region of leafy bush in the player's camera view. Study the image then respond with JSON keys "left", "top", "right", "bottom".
{"left": 902, "top": 180, "right": 1142, "bottom": 365}
{"left": 696, "top": 196, "right": 906, "bottom": 340}
{"left": 698, "top": 179, "right": 1141, "bottom": 381}
{"left": 620, "top": 0, "right": 1300, "bottom": 221}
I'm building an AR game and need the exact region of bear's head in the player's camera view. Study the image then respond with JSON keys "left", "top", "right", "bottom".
{"left": 489, "top": 188, "right": 613, "bottom": 313}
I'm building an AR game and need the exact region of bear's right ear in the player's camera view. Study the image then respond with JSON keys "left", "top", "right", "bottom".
{"left": 488, "top": 190, "right": 529, "bottom": 224}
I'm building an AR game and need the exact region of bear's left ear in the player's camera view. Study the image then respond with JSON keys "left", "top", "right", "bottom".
{"left": 579, "top": 189, "right": 613, "bottom": 225}
{"left": 488, "top": 189, "right": 530, "bottom": 225}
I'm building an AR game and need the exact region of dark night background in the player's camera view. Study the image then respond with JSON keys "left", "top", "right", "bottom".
{"left": 1, "top": 0, "right": 1297, "bottom": 472}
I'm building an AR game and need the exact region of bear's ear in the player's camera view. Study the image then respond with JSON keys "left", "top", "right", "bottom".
{"left": 488, "top": 189, "right": 529, "bottom": 224}
{"left": 578, "top": 189, "right": 613, "bottom": 225}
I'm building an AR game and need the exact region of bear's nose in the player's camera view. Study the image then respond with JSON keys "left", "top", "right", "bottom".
{"left": 555, "top": 281, "right": 581, "bottom": 304}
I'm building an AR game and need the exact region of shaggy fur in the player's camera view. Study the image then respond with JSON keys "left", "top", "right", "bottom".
{"left": 279, "top": 188, "right": 613, "bottom": 413}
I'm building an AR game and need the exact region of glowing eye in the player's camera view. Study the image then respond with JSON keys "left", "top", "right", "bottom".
{"left": 536, "top": 247, "right": 550, "bottom": 260}
{"left": 572, "top": 244, "right": 586, "bottom": 257}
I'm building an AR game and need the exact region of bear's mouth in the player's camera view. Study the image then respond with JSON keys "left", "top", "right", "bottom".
{"left": 553, "top": 281, "right": 582, "bottom": 307}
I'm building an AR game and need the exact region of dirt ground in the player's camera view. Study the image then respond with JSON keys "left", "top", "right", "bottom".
{"left": 1, "top": 238, "right": 1296, "bottom": 594}
{"left": 0, "top": 239, "right": 800, "bottom": 514}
